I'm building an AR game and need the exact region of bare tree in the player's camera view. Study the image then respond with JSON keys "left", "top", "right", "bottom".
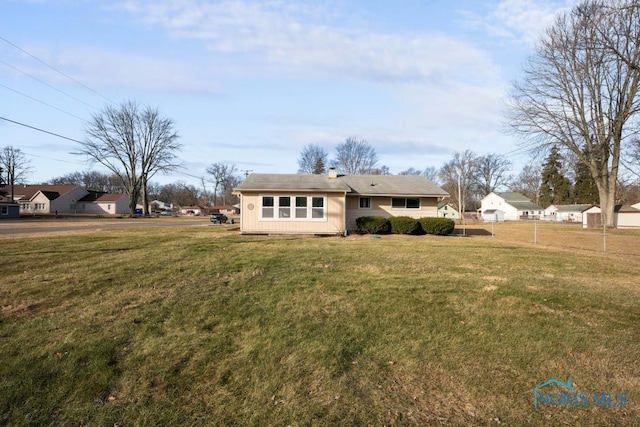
{"left": 79, "top": 101, "right": 181, "bottom": 215}
{"left": 506, "top": 0, "right": 640, "bottom": 227}
{"left": 438, "top": 150, "right": 478, "bottom": 215}
{"left": 474, "top": 153, "right": 512, "bottom": 197}
{"left": 399, "top": 167, "right": 422, "bottom": 176}
{"left": 49, "top": 170, "right": 125, "bottom": 192}
{"left": 0, "top": 146, "right": 31, "bottom": 200}
{"left": 206, "top": 162, "right": 238, "bottom": 205}
{"left": 332, "top": 137, "right": 378, "bottom": 174}
{"left": 137, "top": 106, "right": 182, "bottom": 215}
{"left": 422, "top": 166, "right": 439, "bottom": 183}
{"left": 298, "top": 144, "right": 329, "bottom": 174}
{"left": 508, "top": 163, "right": 542, "bottom": 205}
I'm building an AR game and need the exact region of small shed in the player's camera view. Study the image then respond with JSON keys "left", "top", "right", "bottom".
{"left": 482, "top": 209, "right": 505, "bottom": 222}
{"left": 0, "top": 199, "right": 20, "bottom": 219}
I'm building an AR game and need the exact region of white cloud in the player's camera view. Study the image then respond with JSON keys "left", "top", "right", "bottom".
{"left": 114, "top": 0, "right": 501, "bottom": 84}
{"left": 469, "top": 0, "right": 576, "bottom": 46}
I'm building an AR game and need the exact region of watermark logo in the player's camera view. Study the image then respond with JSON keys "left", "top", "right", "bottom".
{"left": 529, "top": 378, "right": 627, "bottom": 409}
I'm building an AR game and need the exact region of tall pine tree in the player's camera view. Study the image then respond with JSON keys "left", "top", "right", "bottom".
{"left": 539, "top": 145, "right": 572, "bottom": 207}
{"left": 573, "top": 157, "right": 598, "bottom": 204}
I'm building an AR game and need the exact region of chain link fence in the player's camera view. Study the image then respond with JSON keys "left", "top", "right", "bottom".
{"left": 456, "top": 220, "right": 640, "bottom": 258}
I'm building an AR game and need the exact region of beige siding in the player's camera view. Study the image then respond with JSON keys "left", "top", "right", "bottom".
{"left": 345, "top": 196, "right": 439, "bottom": 231}
{"left": 239, "top": 192, "right": 346, "bottom": 234}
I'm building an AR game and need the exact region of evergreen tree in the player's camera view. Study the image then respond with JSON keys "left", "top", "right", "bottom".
{"left": 539, "top": 145, "right": 572, "bottom": 207}
{"left": 573, "top": 158, "right": 599, "bottom": 204}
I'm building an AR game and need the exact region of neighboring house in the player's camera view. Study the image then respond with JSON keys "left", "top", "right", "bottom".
{"left": 0, "top": 195, "right": 20, "bottom": 219}
{"left": 150, "top": 200, "right": 173, "bottom": 213}
{"left": 544, "top": 204, "right": 559, "bottom": 220}
{"left": 0, "top": 184, "right": 130, "bottom": 215}
{"left": 233, "top": 168, "right": 449, "bottom": 235}
{"left": 582, "top": 204, "right": 640, "bottom": 228}
{"left": 180, "top": 206, "right": 203, "bottom": 216}
{"left": 77, "top": 192, "right": 130, "bottom": 215}
{"left": 437, "top": 202, "right": 459, "bottom": 220}
{"left": 480, "top": 192, "right": 544, "bottom": 221}
{"left": 215, "top": 205, "right": 240, "bottom": 216}
{"left": 545, "top": 204, "right": 592, "bottom": 222}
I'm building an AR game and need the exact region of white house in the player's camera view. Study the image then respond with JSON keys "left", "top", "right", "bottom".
{"left": 0, "top": 184, "right": 130, "bottom": 216}
{"left": 480, "top": 192, "right": 544, "bottom": 221}
{"left": 437, "top": 202, "right": 460, "bottom": 220}
{"left": 545, "top": 204, "right": 592, "bottom": 222}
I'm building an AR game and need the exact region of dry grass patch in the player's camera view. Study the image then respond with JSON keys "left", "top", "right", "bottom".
{"left": 1, "top": 225, "right": 639, "bottom": 425}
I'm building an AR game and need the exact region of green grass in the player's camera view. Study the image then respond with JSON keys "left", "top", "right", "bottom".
{"left": 1, "top": 226, "right": 639, "bottom": 426}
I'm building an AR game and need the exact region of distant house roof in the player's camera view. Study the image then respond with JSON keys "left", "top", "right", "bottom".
{"left": 483, "top": 209, "right": 505, "bottom": 214}
{"left": 0, "top": 184, "right": 80, "bottom": 201}
{"left": 235, "top": 174, "right": 449, "bottom": 197}
{"left": 555, "top": 204, "right": 593, "bottom": 213}
{"left": 79, "top": 192, "right": 126, "bottom": 203}
{"left": 493, "top": 192, "right": 543, "bottom": 211}
{"left": 496, "top": 192, "right": 532, "bottom": 202}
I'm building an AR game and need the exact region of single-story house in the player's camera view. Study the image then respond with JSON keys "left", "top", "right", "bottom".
{"left": 214, "top": 205, "right": 241, "bottom": 216}
{"left": 437, "top": 202, "right": 460, "bottom": 220}
{"left": 0, "top": 195, "right": 20, "bottom": 219}
{"left": 77, "top": 191, "right": 130, "bottom": 215}
{"left": 150, "top": 200, "right": 174, "bottom": 213}
{"left": 180, "top": 206, "right": 203, "bottom": 216}
{"left": 582, "top": 204, "right": 640, "bottom": 228}
{"left": 480, "top": 192, "right": 544, "bottom": 221}
{"left": 232, "top": 168, "right": 449, "bottom": 235}
{"left": 0, "top": 184, "right": 130, "bottom": 215}
{"left": 544, "top": 204, "right": 592, "bottom": 222}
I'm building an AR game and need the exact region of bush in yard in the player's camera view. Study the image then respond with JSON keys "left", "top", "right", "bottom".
{"left": 389, "top": 216, "right": 422, "bottom": 235}
{"left": 355, "top": 216, "right": 391, "bottom": 234}
{"left": 419, "top": 217, "right": 455, "bottom": 235}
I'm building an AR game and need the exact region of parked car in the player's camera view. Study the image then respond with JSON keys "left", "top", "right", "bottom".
{"left": 210, "top": 213, "right": 234, "bottom": 224}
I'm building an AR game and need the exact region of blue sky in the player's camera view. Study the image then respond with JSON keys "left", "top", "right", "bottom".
{"left": 1, "top": 0, "right": 575, "bottom": 186}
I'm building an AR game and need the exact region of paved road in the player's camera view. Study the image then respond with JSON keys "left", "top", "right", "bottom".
{"left": 0, "top": 217, "right": 212, "bottom": 235}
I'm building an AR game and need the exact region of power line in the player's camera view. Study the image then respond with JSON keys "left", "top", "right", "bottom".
{"left": 0, "top": 83, "right": 88, "bottom": 122}
{"left": 0, "top": 58, "right": 97, "bottom": 111}
{"left": 0, "top": 34, "right": 116, "bottom": 105}
{"left": 0, "top": 116, "right": 84, "bottom": 144}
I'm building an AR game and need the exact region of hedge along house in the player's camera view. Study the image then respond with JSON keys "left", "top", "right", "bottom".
{"left": 233, "top": 168, "right": 449, "bottom": 235}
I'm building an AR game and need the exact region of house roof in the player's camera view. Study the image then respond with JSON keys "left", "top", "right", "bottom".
{"left": 78, "top": 192, "right": 126, "bottom": 203}
{"left": 483, "top": 209, "right": 504, "bottom": 214}
{"left": 555, "top": 204, "right": 593, "bottom": 213}
{"left": 0, "top": 184, "right": 80, "bottom": 201}
{"left": 496, "top": 192, "right": 532, "bottom": 202}
{"left": 235, "top": 173, "right": 449, "bottom": 197}
{"left": 493, "top": 192, "right": 543, "bottom": 210}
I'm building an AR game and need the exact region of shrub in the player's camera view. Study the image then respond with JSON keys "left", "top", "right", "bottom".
{"left": 419, "top": 217, "right": 455, "bottom": 235}
{"left": 388, "top": 216, "right": 422, "bottom": 235}
{"left": 355, "top": 216, "right": 391, "bottom": 234}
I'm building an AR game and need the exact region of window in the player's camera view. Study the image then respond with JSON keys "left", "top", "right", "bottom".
{"left": 359, "top": 197, "right": 371, "bottom": 209}
{"left": 21, "top": 203, "right": 31, "bottom": 210}
{"left": 295, "top": 196, "right": 307, "bottom": 218}
{"left": 278, "top": 196, "right": 291, "bottom": 218}
{"left": 262, "top": 196, "right": 274, "bottom": 218}
{"left": 312, "top": 197, "right": 324, "bottom": 218}
{"left": 260, "top": 195, "right": 326, "bottom": 220}
{"left": 1, "top": 206, "right": 7, "bottom": 215}
{"left": 391, "top": 197, "right": 420, "bottom": 209}
{"left": 35, "top": 203, "right": 46, "bottom": 210}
